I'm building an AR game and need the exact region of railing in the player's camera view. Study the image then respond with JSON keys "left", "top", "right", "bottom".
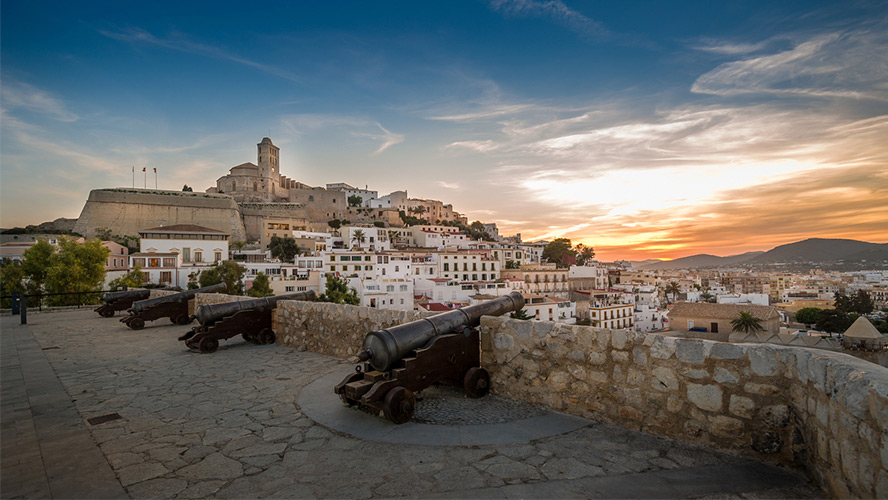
{"left": 1, "top": 289, "right": 116, "bottom": 311}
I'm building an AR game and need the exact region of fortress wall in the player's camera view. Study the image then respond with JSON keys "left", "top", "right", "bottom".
{"left": 480, "top": 316, "right": 888, "bottom": 499}
{"left": 288, "top": 188, "right": 346, "bottom": 222}
{"left": 73, "top": 188, "right": 246, "bottom": 241}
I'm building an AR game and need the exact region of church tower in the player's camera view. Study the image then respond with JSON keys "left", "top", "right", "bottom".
{"left": 257, "top": 137, "right": 280, "bottom": 182}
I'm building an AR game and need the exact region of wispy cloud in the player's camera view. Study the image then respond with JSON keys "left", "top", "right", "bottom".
{"left": 692, "top": 26, "right": 888, "bottom": 101}
{"left": 101, "top": 27, "right": 301, "bottom": 83}
{"left": 489, "top": 0, "right": 610, "bottom": 40}
{"left": 445, "top": 140, "right": 500, "bottom": 153}
{"left": 692, "top": 38, "right": 775, "bottom": 55}
{"left": 281, "top": 114, "right": 403, "bottom": 155}
{"left": 436, "top": 181, "right": 460, "bottom": 189}
{"left": 0, "top": 79, "right": 78, "bottom": 122}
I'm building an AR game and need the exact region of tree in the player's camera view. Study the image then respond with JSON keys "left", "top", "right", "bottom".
{"left": 247, "top": 272, "right": 274, "bottom": 297}
{"left": 21, "top": 239, "right": 54, "bottom": 295}
{"left": 833, "top": 291, "right": 852, "bottom": 314}
{"left": 269, "top": 235, "right": 300, "bottom": 262}
{"left": 815, "top": 309, "right": 856, "bottom": 334}
{"left": 664, "top": 282, "right": 681, "bottom": 304}
{"left": 575, "top": 244, "right": 595, "bottom": 265}
{"left": 542, "top": 238, "right": 575, "bottom": 268}
{"left": 510, "top": 308, "right": 532, "bottom": 320}
{"left": 700, "top": 291, "right": 716, "bottom": 303}
{"left": 505, "top": 260, "right": 519, "bottom": 269}
{"left": 850, "top": 290, "right": 874, "bottom": 314}
{"left": 730, "top": 311, "right": 764, "bottom": 334}
{"left": 348, "top": 195, "right": 362, "bottom": 207}
{"left": 351, "top": 229, "right": 365, "bottom": 250}
{"left": 0, "top": 262, "right": 25, "bottom": 308}
{"left": 318, "top": 274, "right": 359, "bottom": 305}
{"left": 108, "top": 265, "right": 146, "bottom": 290}
{"left": 44, "top": 237, "right": 110, "bottom": 306}
{"left": 198, "top": 260, "right": 246, "bottom": 295}
{"left": 182, "top": 185, "right": 193, "bottom": 192}
{"left": 795, "top": 307, "right": 823, "bottom": 328}
{"left": 328, "top": 219, "right": 341, "bottom": 229}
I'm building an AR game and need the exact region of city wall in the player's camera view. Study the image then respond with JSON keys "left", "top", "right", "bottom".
{"left": 189, "top": 294, "right": 887, "bottom": 498}
{"left": 73, "top": 188, "right": 246, "bottom": 241}
{"left": 238, "top": 203, "right": 309, "bottom": 242}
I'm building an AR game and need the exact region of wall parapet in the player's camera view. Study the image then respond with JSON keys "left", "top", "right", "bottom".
{"left": 479, "top": 316, "right": 888, "bottom": 498}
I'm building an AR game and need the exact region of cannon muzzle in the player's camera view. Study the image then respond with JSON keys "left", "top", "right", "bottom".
{"left": 102, "top": 289, "right": 150, "bottom": 304}
{"left": 129, "top": 282, "right": 227, "bottom": 313}
{"left": 191, "top": 291, "right": 317, "bottom": 326}
{"left": 359, "top": 291, "right": 524, "bottom": 371}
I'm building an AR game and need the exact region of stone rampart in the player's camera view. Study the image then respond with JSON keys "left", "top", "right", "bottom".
{"left": 480, "top": 316, "right": 888, "bottom": 498}
{"left": 274, "top": 301, "right": 433, "bottom": 358}
{"left": 73, "top": 188, "right": 246, "bottom": 241}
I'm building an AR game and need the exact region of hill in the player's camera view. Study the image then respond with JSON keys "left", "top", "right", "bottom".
{"left": 748, "top": 238, "right": 887, "bottom": 265}
{"left": 637, "top": 251, "right": 763, "bottom": 270}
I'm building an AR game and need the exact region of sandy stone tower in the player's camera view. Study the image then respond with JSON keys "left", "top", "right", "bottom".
{"left": 257, "top": 137, "right": 280, "bottom": 183}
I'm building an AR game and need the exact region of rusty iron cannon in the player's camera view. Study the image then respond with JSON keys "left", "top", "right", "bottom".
{"left": 179, "top": 291, "right": 316, "bottom": 353}
{"left": 334, "top": 291, "right": 525, "bottom": 424}
{"left": 120, "top": 283, "right": 226, "bottom": 330}
{"left": 95, "top": 288, "right": 150, "bottom": 318}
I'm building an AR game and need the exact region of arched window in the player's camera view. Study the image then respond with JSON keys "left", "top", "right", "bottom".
{"left": 253, "top": 182, "right": 258, "bottom": 191}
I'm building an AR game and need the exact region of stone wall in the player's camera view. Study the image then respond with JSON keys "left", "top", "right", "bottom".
{"left": 73, "top": 188, "right": 246, "bottom": 241}
{"left": 192, "top": 292, "right": 254, "bottom": 319}
{"left": 479, "top": 316, "right": 888, "bottom": 498}
{"left": 274, "top": 300, "right": 433, "bottom": 358}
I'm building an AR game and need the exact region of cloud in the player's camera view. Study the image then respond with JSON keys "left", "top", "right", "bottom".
{"left": 436, "top": 181, "right": 460, "bottom": 189}
{"left": 281, "top": 114, "right": 403, "bottom": 155}
{"left": 489, "top": 0, "right": 610, "bottom": 40}
{"left": 0, "top": 79, "right": 78, "bottom": 122}
{"left": 101, "top": 27, "right": 301, "bottom": 83}
{"left": 691, "top": 26, "right": 888, "bottom": 101}
{"left": 692, "top": 38, "right": 774, "bottom": 55}
{"left": 445, "top": 140, "right": 500, "bottom": 153}
{"left": 351, "top": 123, "right": 404, "bottom": 155}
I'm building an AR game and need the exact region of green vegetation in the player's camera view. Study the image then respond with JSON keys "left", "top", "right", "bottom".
{"left": 373, "top": 221, "right": 385, "bottom": 228}
{"left": 108, "top": 266, "right": 146, "bottom": 290}
{"left": 327, "top": 219, "right": 342, "bottom": 229}
{"left": 351, "top": 229, "right": 365, "bottom": 249}
{"left": 318, "top": 275, "right": 359, "bottom": 305}
{"left": 505, "top": 260, "right": 520, "bottom": 269}
{"left": 247, "top": 272, "right": 274, "bottom": 297}
{"left": 347, "top": 195, "right": 363, "bottom": 207}
{"left": 730, "top": 311, "right": 764, "bottom": 334}
{"left": 269, "top": 235, "right": 301, "bottom": 262}
{"left": 541, "top": 238, "right": 574, "bottom": 268}
{"left": 815, "top": 309, "right": 857, "bottom": 334}
{"left": 794, "top": 307, "right": 823, "bottom": 328}
{"left": 834, "top": 290, "right": 874, "bottom": 315}
{"left": 197, "top": 260, "right": 246, "bottom": 295}
{"left": 398, "top": 210, "right": 428, "bottom": 226}
{"left": 182, "top": 184, "right": 193, "bottom": 192}
{"left": 664, "top": 282, "right": 681, "bottom": 304}
{"left": 95, "top": 227, "right": 140, "bottom": 253}
{"left": 510, "top": 308, "right": 532, "bottom": 320}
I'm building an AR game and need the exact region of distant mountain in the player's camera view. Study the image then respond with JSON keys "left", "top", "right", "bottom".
{"left": 637, "top": 251, "right": 763, "bottom": 270}
{"left": 748, "top": 238, "right": 887, "bottom": 264}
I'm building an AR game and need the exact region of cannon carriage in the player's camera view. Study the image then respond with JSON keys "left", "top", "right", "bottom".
{"left": 334, "top": 291, "right": 525, "bottom": 424}
{"left": 179, "top": 291, "right": 316, "bottom": 353}
{"left": 95, "top": 289, "right": 150, "bottom": 318}
{"left": 120, "top": 283, "right": 226, "bottom": 330}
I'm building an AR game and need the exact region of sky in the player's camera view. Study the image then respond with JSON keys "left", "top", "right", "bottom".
{"left": 1, "top": 0, "right": 887, "bottom": 261}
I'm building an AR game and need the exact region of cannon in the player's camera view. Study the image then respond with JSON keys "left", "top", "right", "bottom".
{"left": 179, "top": 291, "right": 316, "bottom": 353}
{"left": 334, "top": 291, "right": 525, "bottom": 424}
{"left": 120, "top": 283, "right": 226, "bottom": 330}
{"left": 95, "top": 289, "right": 150, "bottom": 318}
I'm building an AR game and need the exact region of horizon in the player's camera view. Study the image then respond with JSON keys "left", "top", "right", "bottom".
{"left": 2, "top": 1, "right": 887, "bottom": 261}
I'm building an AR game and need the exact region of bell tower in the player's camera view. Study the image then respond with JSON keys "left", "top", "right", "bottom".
{"left": 257, "top": 137, "right": 280, "bottom": 181}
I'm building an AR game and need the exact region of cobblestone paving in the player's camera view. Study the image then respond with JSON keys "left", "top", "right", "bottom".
{"left": 411, "top": 385, "right": 547, "bottom": 425}
{"left": 23, "top": 310, "right": 823, "bottom": 499}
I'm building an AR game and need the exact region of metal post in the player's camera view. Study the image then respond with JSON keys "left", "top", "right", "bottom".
{"left": 20, "top": 297, "right": 27, "bottom": 325}
{"left": 11, "top": 291, "right": 20, "bottom": 315}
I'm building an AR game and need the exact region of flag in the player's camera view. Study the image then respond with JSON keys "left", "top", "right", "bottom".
{"left": 153, "top": 168, "right": 157, "bottom": 173}
{"left": 132, "top": 166, "right": 134, "bottom": 173}
{"left": 142, "top": 167, "right": 146, "bottom": 172}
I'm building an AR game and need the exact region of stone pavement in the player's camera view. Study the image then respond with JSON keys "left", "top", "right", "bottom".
{"left": 1, "top": 310, "right": 826, "bottom": 499}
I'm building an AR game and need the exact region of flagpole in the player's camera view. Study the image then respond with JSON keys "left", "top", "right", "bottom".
{"left": 154, "top": 168, "right": 158, "bottom": 189}
{"left": 143, "top": 167, "right": 147, "bottom": 188}
{"left": 132, "top": 166, "right": 135, "bottom": 188}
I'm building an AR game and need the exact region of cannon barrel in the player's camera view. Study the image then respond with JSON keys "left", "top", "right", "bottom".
{"left": 191, "top": 291, "right": 317, "bottom": 326}
{"left": 129, "top": 283, "right": 227, "bottom": 313}
{"left": 359, "top": 291, "right": 524, "bottom": 371}
{"left": 102, "top": 289, "right": 150, "bottom": 304}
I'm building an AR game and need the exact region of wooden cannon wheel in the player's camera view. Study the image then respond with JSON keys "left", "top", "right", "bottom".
{"left": 174, "top": 314, "right": 191, "bottom": 326}
{"left": 99, "top": 309, "right": 115, "bottom": 318}
{"left": 258, "top": 329, "right": 276, "bottom": 345}
{"left": 383, "top": 387, "right": 415, "bottom": 424}
{"left": 128, "top": 317, "right": 145, "bottom": 330}
{"left": 198, "top": 336, "right": 219, "bottom": 354}
{"left": 463, "top": 367, "right": 491, "bottom": 398}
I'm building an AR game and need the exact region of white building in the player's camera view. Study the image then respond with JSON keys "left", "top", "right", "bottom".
{"left": 717, "top": 293, "right": 770, "bottom": 306}
{"left": 131, "top": 225, "right": 229, "bottom": 288}
{"left": 327, "top": 183, "right": 378, "bottom": 206}
{"left": 436, "top": 251, "right": 500, "bottom": 282}
{"left": 341, "top": 226, "right": 391, "bottom": 252}
{"left": 570, "top": 263, "right": 609, "bottom": 290}
{"left": 522, "top": 294, "right": 577, "bottom": 324}
{"left": 634, "top": 304, "right": 668, "bottom": 332}
{"left": 367, "top": 190, "right": 408, "bottom": 210}
{"left": 345, "top": 255, "right": 413, "bottom": 310}
{"left": 588, "top": 303, "right": 634, "bottom": 330}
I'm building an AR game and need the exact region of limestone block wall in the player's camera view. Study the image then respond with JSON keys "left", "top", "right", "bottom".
{"left": 479, "top": 316, "right": 888, "bottom": 498}
{"left": 274, "top": 301, "right": 433, "bottom": 358}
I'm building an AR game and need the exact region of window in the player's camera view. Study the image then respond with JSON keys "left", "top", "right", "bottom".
{"left": 330, "top": 256, "right": 336, "bottom": 261}
{"left": 387, "top": 285, "right": 395, "bottom": 292}
{"left": 182, "top": 248, "right": 191, "bottom": 262}
{"left": 395, "top": 266, "right": 399, "bottom": 272}
{"left": 297, "top": 286, "right": 307, "bottom": 292}
{"left": 472, "top": 274, "right": 477, "bottom": 281}
{"left": 444, "top": 263, "right": 449, "bottom": 271}
{"left": 215, "top": 251, "right": 222, "bottom": 262}
{"left": 160, "top": 271, "right": 172, "bottom": 283}
{"left": 330, "top": 266, "right": 336, "bottom": 271}
{"left": 365, "top": 256, "right": 371, "bottom": 261}
{"left": 286, "top": 286, "right": 295, "bottom": 292}
{"left": 194, "top": 251, "right": 202, "bottom": 262}
{"left": 342, "top": 265, "right": 348, "bottom": 271}
{"left": 400, "top": 285, "right": 408, "bottom": 291}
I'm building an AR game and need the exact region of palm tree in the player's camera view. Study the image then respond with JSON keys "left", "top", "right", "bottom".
{"left": 731, "top": 311, "right": 764, "bottom": 334}
{"left": 576, "top": 244, "right": 595, "bottom": 265}
{"left": 510, "top": 308, "right": 533, "bottom": 320}
{"left": 351, "top": 229, "right": 365, "bottom": 250}
{"left": 664, "top": 282, "right": 681, "bottom": 304}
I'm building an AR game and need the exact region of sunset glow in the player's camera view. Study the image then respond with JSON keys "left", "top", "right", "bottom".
{"left": 2, "top": 2, "right": 886, "bottom": 260}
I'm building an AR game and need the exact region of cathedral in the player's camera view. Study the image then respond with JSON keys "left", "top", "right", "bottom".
{"left": 207, "top": 137, "right": 304, "bottom": 203}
